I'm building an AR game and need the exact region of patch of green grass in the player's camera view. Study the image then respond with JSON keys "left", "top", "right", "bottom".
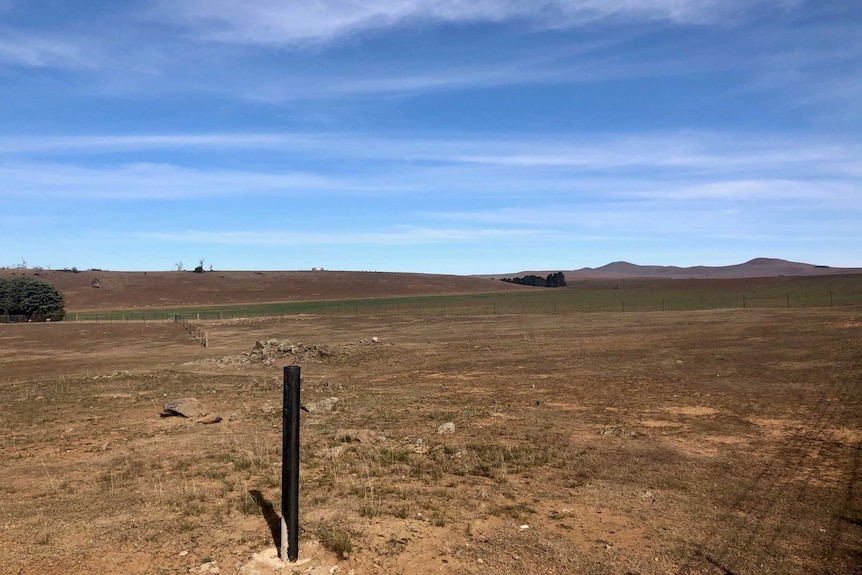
{"left": 65, "top": 273, "right": 862, "bottom": 321}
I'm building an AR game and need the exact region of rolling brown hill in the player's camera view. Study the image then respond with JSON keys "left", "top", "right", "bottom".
{"left": 0, "top": 268, "right": 532, "bottom": 312}
{"left": 488, "top": 257, "right": 862, "bottom": 280}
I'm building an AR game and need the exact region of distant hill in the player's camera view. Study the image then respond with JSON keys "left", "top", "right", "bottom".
{"left": 484, "top": 258, "right": 862, "bottom": 280}
{"left": 0, "top": 269, "right": 531, "bottom": 313}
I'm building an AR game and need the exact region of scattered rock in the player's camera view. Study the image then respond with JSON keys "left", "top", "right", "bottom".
{"left": 305, "top": 397, "right": 339, "bottom": 412}
{"left": 250, "top": 339, "right": 334, "bottom": 363}
{"left": 335, "top": 429, "right": 379, "bottom": 444}
{"left": 197, "top": 413, "right": 223, "bottom": 424}
{"left": 161, "top": 397, "right": 205, "bottom": 418}
{"left": 211, "top": 339, "right": 337, "bottom": 368}
{"left": 190, "top": 560, "right": 220, "bottom": 574}
{"left": 320, "top": 444, "right": 348, "bottom": 458}
{"left": 160, "top": 397, "right": 222, "bottom": 424}
{"left": 437, "top": 422, "right": 455, "bottom": 434}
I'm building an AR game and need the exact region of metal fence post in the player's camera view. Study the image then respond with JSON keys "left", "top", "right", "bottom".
{"left": 282, "top": 366, "right": 301, "bottom": 562}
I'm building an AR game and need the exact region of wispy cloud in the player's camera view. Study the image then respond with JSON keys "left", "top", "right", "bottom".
{"left": 1, "top": 2, "right": 858, "bottom": 274}
{"left": 3, "top": 131, "right": 858, "bottom": 247}
{"left": 734, "top": 17, "right": 862, "bottom": 122}
{"left": 3, "top": 130, "right": 858, "bottom": 178}
{"left": 136, "top": 226, "right": 541, "bottom": 246}
{"left": 0, "top": 28, "right": 88, "bottom": 68}
{"left": 158, "top": 0, "right": 801, "bottom": 47}
{"left": 0, "top": 1, "right": 825, "bottom": 109}
{"left": 0, "top": 162, "right": 353, "bottom": 200}
{"left": 0, "top": 133, "right": 318, "bottom": 154}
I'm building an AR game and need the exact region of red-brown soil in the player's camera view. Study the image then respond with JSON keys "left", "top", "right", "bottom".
{"left": 1, "top": 306, "right": 860, "bottom": 575}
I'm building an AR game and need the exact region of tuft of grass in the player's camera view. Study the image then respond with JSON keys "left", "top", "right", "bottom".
{"left": 359, "top": 501, "right": 379, "bottom": 518}
{"left": 237, "top": 490, "right": 259, "bottom": 515}
{"left": 431, "top": 511, "right": 447, "bottom": 527}
{"left": 380, "top": 446, "right": 411, "bottom": 465}
{"left": 492, "top": 501, "right": 537, "bottom": 520}
{"left": 34, "top": 529, "right": 51, "bottom": 545}
{"left": 318, "top": 526, "right": 354, "bottom": 560}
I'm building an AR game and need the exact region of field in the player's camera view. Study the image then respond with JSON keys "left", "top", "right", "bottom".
{"left": 1, "top": 275, "right": 861, "bottom": 574}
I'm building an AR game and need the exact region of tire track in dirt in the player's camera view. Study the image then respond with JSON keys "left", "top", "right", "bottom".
{"left": 817, "top": 345, "right": 862, "bottom": 575}
{"left": 820, "top": 431, "right": 862, "bottom": 574}
{"left": 683, "top": 337, "right": 861, "bottom": 574}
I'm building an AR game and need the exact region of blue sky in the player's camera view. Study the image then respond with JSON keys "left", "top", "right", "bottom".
{"left": 1, "top": 0, "right": 860, "bottom": 274}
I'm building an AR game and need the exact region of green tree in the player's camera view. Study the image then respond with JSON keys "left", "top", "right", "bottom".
{"left": 501, "top": 272, "right": 566, "bottom": 288}
{"left": 546, "top": 272, "right": 566, "bottom": 287}
{"left": 0, "top": 277, "right": 65, "bottom": 321}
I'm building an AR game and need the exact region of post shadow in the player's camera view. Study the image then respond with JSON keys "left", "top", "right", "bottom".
{"left": 248, "top": 489, "right": 282, "bottom": 555}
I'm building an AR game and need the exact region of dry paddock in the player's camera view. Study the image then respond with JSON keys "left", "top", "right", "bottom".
{"left": 0, "top": 309, "right": 860, "bottom": 575}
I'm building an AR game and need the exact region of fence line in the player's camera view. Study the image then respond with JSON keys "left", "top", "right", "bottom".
{"left": 174, "top": 314, "right": 207, "bottom": 347}
{"left": 55, "top": 288, "right": 862, "bottom": 324}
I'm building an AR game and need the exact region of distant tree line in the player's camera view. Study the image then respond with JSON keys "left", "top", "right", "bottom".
{"left": 0, "top": 277, "right": 66, "bottom": 321}
{"left": 501, "top": 272, "right": 566, "bottom": 288}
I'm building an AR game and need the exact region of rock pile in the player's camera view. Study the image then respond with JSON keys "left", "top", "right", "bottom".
{"left": 251, "top": 339, "right": 334, "bottom": 365}
{"left": 215, "top": 339, "right": 335, "bottom": 367}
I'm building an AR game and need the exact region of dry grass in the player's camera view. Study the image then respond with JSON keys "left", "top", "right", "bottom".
{"left": 0, "top": 309, "right": 860, "bottom": 574}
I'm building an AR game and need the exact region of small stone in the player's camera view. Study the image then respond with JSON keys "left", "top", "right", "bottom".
{"left": 161, "top": 397, "right": 205, "bottom": 418}
{"left": 305, "top": 397, "right": 339, "bottom": 412}
{"left": 437, "top": 422, "right": 455, "bottom": 434}
{"left": 197, "top": 413, "right": 222, "bottom": 424}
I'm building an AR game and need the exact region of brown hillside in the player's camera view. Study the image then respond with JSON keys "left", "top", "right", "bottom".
{"left": 0, "top": 269, "right": 532, "bottom": 312}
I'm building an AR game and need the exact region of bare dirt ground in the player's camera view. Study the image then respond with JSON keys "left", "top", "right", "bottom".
{"left": 1, "top": 309, "right": 861, "bottom": 575}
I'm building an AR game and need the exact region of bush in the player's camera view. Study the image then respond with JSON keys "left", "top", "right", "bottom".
{"left": 0, "top": 277, "right": 66, "bottom": 321}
